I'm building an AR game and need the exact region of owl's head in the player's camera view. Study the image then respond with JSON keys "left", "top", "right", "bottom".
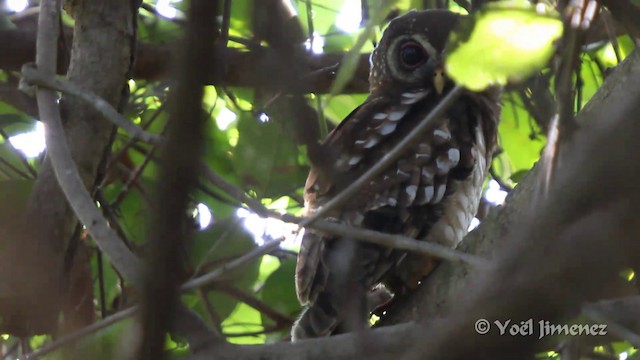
{"left": 369, "top": 10, "right": 461, "bottom": 94}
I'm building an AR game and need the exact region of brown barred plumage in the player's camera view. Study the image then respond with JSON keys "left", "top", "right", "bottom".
{"left": 292, "top": 10, "right": 501, "bottom": 340}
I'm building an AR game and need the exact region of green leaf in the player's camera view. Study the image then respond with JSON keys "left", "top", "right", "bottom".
{"left": 186, "top": 218, "right": 261, "bottom": 322}
{"left": 106, "top": 183, "right": 150, "bottom": 245}
{"left": 323, "top": 94, "right": 367, "bottom": 124}
{"left": 446, "top": 2, "right": 563, "bottom": 90}
{"left": 0, "top": 114, "right": 31, "bottom": 131}
{"left": 492, "top": 95, "right": 545, "bottom": 180}
{"left": 221, "top": 302, "right": 265, "bottom": 344}
{"left": 233, "top": 112, "right": 307, "bottom": 198}
{"left": 259, "top": 258, "right": 300, "bottom": 342}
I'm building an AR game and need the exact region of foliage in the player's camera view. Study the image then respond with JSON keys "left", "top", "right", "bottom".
{"left": 446, "top": 1, "right": 563, "bottom": 90}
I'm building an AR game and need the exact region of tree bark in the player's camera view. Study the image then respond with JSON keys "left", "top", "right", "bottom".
{"left": 0, "top": 1, "right": 135, "bottom": 335}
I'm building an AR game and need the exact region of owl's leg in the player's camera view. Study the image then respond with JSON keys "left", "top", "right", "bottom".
{"left": 291, "top": 238, "right": 371, "bottom": 340}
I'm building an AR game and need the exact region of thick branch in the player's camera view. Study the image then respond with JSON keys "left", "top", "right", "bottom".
{"left": 20, "top": 66, "right": 162, "bottom": 144}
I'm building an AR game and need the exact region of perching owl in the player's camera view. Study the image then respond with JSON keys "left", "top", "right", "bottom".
{"left": 292, "top": 9, "right": 501, "bottom": 340}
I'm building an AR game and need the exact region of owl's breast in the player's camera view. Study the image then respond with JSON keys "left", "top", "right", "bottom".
{"left": 425, "top": 121, "right": 489, "bottom": 248}
{"left": 385, "top": 121, "right": 491, "bottom": 291}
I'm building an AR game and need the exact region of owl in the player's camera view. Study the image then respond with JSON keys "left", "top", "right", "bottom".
{"left": 292, "top": 10, "right": 501, "bottom": 340}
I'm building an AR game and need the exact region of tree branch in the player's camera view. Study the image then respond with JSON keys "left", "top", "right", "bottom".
{"left": 20, "top": 65, "right": 163, "bottom": 144}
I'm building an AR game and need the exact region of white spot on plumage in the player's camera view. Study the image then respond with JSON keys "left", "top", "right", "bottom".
{"left": 363, "top": 137, "right": 379, "bottom": 148}
{"left": 388, "top": 109, "right": 407, "bottom": 121}
{"left": 377, "top": 122, "right": 397, "bottom": 135}
{"left": 387, "top": 197, "right": 397, "bottom": 206}
{"left": 348, "top": 155, "right": 363, "bottom": 166}
{"left": 423, "top": 186, "right": 434, "bottom": 203}
{"left": 448, "top": 148, "right": 460, "bottom": 164}
{"left": 401, "top": 90, "right": 428, "bottom": 99}
{"left": 400, "top": 91, "right": 428, "bottom": 104}
{"left": 401, "top": 96, "right": 421, "bottom": 105}
{"left": 433, "top": 129, "right": 451, "bottom": 141}
{"left": 422, "top": 118, "right": 491, "bottom": 250}
{"left": 436, "top": 157, "right": 451, "bottom": 174}
{"left": 373, "top": 113, "right": 387, "bottom": 120}
{"left": 405, "top": 185, "right": 417, "bottom": 203}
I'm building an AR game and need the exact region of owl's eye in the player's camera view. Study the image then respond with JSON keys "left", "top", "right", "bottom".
{"left": 399, "top": 41, "right": 427, "bottom": 69}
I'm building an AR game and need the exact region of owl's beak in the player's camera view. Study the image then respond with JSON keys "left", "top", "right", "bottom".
{"left": 433, "top": 66, "right": 446, "bottom": 95}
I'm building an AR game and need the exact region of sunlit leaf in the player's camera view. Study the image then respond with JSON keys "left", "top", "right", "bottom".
{"left": 221, "top": 303, "right": 265, "bottom": 344}
{"left": 446, "top": 2, "right": 563, "bottom": 90}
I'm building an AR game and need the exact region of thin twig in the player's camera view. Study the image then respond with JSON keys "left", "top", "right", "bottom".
{"left": 181, "top": 239, "right": 283, "bottom": 291}
{"left": 196, "top": 288, "right": 225, "bottom": 336}
{"left": 214, "top": 284, "right": 293, "bottom": 325}
{"left": 300, "top": 85, "right": 464, "bottom": 228}
{"left": 111, "top": 141, "right": 159, "bottom": 208}
{"left": 201, "top": 163, "right": 270, "bottom": 216}
{"left": 0, "top": 156, "right": 32, "bottom": 179}
{"left": 21, "top": 65, "right": 164, "bottom": 145}
{"left": 281, "top": 213, "right": 488, "bottom": 267}
{"left": 24, "top": 306, "right": 139, "bottom": 360}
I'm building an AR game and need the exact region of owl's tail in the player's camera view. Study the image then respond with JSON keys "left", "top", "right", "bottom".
{"left": 291, "top": 292, "right": 339, "bottom": 341}
{"left": 291, "top": 284, "right": 393, "bottom": 341}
